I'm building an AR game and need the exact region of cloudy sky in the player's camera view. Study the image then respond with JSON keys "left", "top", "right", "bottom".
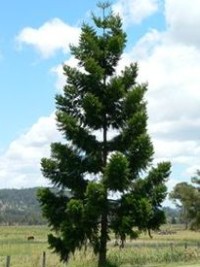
{"left": 0, "top": 0, "right": 200, "bottom": 204}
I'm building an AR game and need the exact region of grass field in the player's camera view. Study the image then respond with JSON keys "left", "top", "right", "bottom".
{"left": 0, "top": 225, "right": 200, "bottom": 266}
{"left": 0, "top": 225, "right": 66, "bottom": 267}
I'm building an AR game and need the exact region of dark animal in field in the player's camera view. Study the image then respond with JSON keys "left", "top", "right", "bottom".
{"left": 27, "top": 236, "right": 34, "bottom": 241}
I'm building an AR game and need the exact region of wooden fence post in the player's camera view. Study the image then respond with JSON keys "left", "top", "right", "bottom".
{"left": 170, "top": 242, "right": 173, "bottom": 253}
{"left": 42, "top": 251, "right": 46, "bottom": 267}
{"left": 6, "top": 256, "right": 11, "bottom": 267}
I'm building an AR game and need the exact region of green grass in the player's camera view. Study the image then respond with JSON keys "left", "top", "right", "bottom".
{"left": 158, "top": 264, "right": 200, "bottom": 267}
{"left": 0, "top": 225, "right": 200, "bottom": 266}
{"left": 0, "top": 225, "right": 48, "bottom": 256}
{"left": 0, "top": 225, "right": 67, "bottom": 266}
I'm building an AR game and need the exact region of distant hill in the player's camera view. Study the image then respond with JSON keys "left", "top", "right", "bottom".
{"left": 0, "top": 187, "right": 181, "bottom": 226}
{"left": 0, "top": 187, "right": 46, "bottom": 225}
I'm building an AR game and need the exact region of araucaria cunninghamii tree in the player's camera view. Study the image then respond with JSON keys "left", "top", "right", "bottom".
{"left": 37, "top": 3, "right": 171, "bottom": 267}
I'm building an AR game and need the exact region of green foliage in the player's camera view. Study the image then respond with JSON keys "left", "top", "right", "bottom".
{"left": 104, "top": 152, "right": 130, "bottom": 191}
{"left": 170, "top": 170, "right": 200, "bottom": 230}
{"left": 37, "top": 3, "right": 171, "bottom": 266}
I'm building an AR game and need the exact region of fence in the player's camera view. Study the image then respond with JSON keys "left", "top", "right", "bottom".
{"left": 3, "top": 242, "right": 200, "bottom": 266}
{"left": 4, "top": 252, "right": 46, "bottom": 267}
{"left": 128, "top": 240, "right": 200, "bottom": 250}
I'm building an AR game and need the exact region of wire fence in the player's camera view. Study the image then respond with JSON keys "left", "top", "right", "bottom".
{"left": 2, "top": 252, "right": 47, "bottom": 267}
{"left": 2, "top": 241, "right": 200, "bottom": 266}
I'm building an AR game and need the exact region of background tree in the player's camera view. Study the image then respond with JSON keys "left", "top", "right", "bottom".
{"left": 191, "top": 169, "right": 200, "bottom": 189}
{"left": 169, "top": 170, "right": 200, "bottom": 230}
{"left": 190, "top": 170, "right": 200, "bottom": 229}
{"left": 38, "top": 3, "right": 171, "bottom": 266}
{"left": 169, "top": 182, "right": 195, "bottom": 228}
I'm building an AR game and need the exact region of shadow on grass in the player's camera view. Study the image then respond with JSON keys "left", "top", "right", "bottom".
{"left": 104, "top": 260, "right": 119, "bottom": 267}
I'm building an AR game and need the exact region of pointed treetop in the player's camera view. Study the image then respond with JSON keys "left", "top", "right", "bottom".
{"left": 96, "top": 1, "right": 112, "bottom": 33}
{"left": 97, "top": 1, "right": 111, "bottom": 10}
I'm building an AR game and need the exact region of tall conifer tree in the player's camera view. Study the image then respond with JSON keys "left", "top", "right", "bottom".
{"left": 38, "top": 3, "right": 171, "bottom": 266}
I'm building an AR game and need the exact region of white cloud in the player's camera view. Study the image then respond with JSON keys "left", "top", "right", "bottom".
{"left": 132, "top": 29, "right": 163, "bottom": 59}
{"left": 165, "top": 0, "right": 200, "bottom": 48}
{"left": 16, "top": 18, "right": 81, "bottom": 58}
{"left": 113, "top": 0, "right": 160, "bottom": 25}
{"left": 123, "top": 0, "right": 200, "bottom": 184}
{"left": 50, "top": 1, "right": 200, "bottom": 186}
{"left": 0, "top": 114, "right": 60, "bottom": 188}
{"left": 137, "top": 43, "right": 200, "bottom": 121}
{"left": 152, "top": 139, "right": 199, "bottom": 164}
{"left": 8, "top": 0, "right": 200, "bottom": 195}
{"left": 51, "top": 56, "right": 79, "bottom": 91}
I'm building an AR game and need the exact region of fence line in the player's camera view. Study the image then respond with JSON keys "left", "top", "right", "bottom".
{"left": 4, "top": 252, "right": 46, "bottom": 267}
{"left": 121, "top": 240, "right": 200, "bottom": 250}
{"left": 3, "top": 242, "right": 200, "bottom": 266}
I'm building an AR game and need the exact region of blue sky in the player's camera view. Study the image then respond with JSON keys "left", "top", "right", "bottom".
{"left": 1, "top": 0, "right": 200, "bottom": 204}
{"left": 0, "top": 0, "right": 94, "bottom": 147}
{"left": 0, "top": 0, "right": 164, "bottom": 147}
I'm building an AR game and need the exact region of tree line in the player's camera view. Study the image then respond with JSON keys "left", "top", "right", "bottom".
{"left": 170, "top": 170, "right": 200, "bottom": 230}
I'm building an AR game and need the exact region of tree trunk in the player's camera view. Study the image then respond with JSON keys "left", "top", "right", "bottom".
{"left": 98, "top": 209, "right": 108, "bottom": 267}
{"left": 98, "top": 122, "right": 108, "bottom": 267}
